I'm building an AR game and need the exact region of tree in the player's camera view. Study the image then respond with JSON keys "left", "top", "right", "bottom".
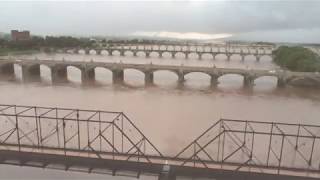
{"left": 273, "top": 46, "right": 320, "bottom": 72}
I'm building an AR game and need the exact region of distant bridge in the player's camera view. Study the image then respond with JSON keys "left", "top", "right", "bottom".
{"left": 53, "top": 43, "right": 274, "bottom": 61}
{"left": 0, "top": 104, "right": 319, "bottom": 180}
{"left": 1, "top": 58, "right": 319, "bottom": 88}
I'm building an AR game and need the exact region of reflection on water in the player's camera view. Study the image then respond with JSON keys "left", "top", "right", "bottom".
{"left": 1, "top": 52, "right": 320, "bottom": 179}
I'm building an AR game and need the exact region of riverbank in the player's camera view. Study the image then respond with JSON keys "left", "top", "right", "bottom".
{"left": 0, "top": 48, "right": 40, "bottom": 56}
{"left": 272, "top": 46, "right": 320, "bottom": 72}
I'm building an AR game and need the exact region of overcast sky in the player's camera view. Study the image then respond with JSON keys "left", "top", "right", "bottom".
{"left": 0, "top": 0, "right": 319, "bottom": 43}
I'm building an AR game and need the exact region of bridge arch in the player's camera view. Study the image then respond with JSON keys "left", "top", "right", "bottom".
{"left": 19, "top": 63, "right": 43, "bottom": 82}
{"left": 218, "top": 73, "right": 245, "bottom": 79}
{"left": 187, "top": 52, "right": 199, "bottom": 59}
{"left": 93, "top": 66, "right": 113, "bottom": 84}
{"left": 181, "top": 45, "right": 188, "bottom": 51}
{"left": 66, "top": 65, "right": 83, "bottom": 83}
{"left": 150, "top": 45, "right": 160, "bottom": 50}
{"left": 91, "top": 49, "right": 98, "bottom": 55}
{"left": 100, "top": 49, "right": 109, "bottom": 55}
{"left": 78, "top": 48, "right": 90, "bottom": 54}
{"left": 174, "top": 46, "right": 184, "bottom": 51}
{"left": 217, "top": 73, "right": 246, "bottom": 88}
{"left": 161, "top": 51, "right": 172, "bottom": 58}
{"left": 72, "top": 48, "right": 79, "bottom": 54}
{"left": 39, "top": 64, "right": 52, "bottom": 82}
{"left": 112, "top": 49, "right": 121, "bottom": 56}
{"left": 189, "top": 46, "right": 197, "bottom": 51}
{"left": 174, "top": 52, "right": 186, "bottom": 58}
{"left": 159, "top": 45, "right": 167, "bottom": 51}
{"left": 149, "top": 51, "right": 160, "bottom": 57}
{"left": 215, "top": 53, "right": 228, "bottom": 60}
{"left": 87, "top": 49, "right": 95, "bottom": 55}
{"left": 124, "top": 50, "right": 134, "bottom": 56}
{"left": 152, "top": 69, "right": 179, "bottom": 86}
{"left": 123, "top": 68, "right": 145, "bottom": 86}
{"left": 253, "top": 75, "right": 279, "bottom": 88}
{"left": 0, "top": 62, "right": 15, "bottom": 77}
{"left": 184, "top": 71, "right": 211, "bottom": 77}
{"left": 184, "top": 72, "right": 212, "bottom": 87}
{"left": 243, "top": 54, "right": 257, "bottom": 62}
{"left": 136, "top": 51, "right": 146, "bottom": 57}
{"left": 201, "top": 52, "right": 214, "bottom": 59}
{"left": 258, "top": 55, "right": 273, "bottom": 62}
{"left": 167, "top": 45, "right": 175, "bottom": 51}
{"left": 230, "top": 53, "right": 242, "bottom": 61}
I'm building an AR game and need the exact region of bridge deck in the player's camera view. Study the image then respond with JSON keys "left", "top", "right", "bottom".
{"left": 0, "top": 149, "right": 317, "bottom": 180}
{"left": 1, "top": 57, "right": 317, "bottom": 78}
{"left": 0, "top": 104, "right": 319, "bottom": 179}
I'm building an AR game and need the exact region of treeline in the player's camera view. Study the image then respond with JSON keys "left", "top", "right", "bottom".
{"left": 273, "top": 46, "right": 320, "bottom": 72}
{"left": 0, "top": 36, "right": 95, "bottom": 50}
{"left": 102, "top": 39, "right": 153, "bottom": 44}
{"left": 102, "top": 38, "right": 192, "bottom": 45}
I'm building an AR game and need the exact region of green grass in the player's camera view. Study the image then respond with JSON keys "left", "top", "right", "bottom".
{"left": 272, "top": 46, "right": 320, "bottom": 72}
{"left": 0, "top": 47, "right": 39, "bottom": 56}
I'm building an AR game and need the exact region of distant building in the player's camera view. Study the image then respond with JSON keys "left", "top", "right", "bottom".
{"left": 11, "top": 30, "right": 30, "bottom": 41}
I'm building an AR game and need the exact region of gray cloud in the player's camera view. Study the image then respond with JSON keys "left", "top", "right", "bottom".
{"left": 0, "top": 1, "right": 319, "bottom": 42}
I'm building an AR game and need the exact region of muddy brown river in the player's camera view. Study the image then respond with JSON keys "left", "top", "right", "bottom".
{"left": 0, "top": 50, "right": 320, "bottom": 179}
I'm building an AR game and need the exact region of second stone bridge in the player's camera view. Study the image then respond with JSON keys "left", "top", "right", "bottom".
{"left": 0, "top": 58, "right": 319, "bottom": 88}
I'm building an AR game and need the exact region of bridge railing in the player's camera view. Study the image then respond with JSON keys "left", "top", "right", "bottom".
{"left": 0, "top": 104, "right": 319, "bottom": 178}
{"left": 175, "top": 119, "right": 320, "bottom": 177}
{"left": 0, "top": 104, "right": 163, "bottom": 163}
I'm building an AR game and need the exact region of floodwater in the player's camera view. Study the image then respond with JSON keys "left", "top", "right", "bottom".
{"left": 1, "top": 48, "right": 320, "bottom": 179}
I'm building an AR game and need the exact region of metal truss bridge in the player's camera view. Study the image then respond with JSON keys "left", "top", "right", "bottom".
{"left": 0, "top": 104, "right": 319, "bottom": 180}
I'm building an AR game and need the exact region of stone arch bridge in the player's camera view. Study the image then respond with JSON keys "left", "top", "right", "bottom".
{"left": 54, "top": 44, "right": 274, "bottom": 62}
{"left": 0, "top": 58, "right": 319, "bottom": 88}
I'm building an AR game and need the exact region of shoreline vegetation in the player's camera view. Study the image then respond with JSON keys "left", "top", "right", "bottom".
{"left": 272, "top": 46, "right": 320, "bottom": 72}
{"left": 0, "top": 48, "right": 39, "bottom": 56}
{"left": 0, "top": 36, "right": 96, "bottom": 56}
{"left": 2, "top": 35, "right": 320, "bottom": 74}
{"left": 0, "top": 35, "right": 189, "bottom": 56}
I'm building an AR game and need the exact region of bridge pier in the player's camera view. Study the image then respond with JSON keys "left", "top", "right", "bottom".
{"left": 241, "top": 55, "right": 245, "bottom": 62}
{"left": 159, "top": 52, "right": 163, "bottom": 58}
{"left": 210, "top": 74, "right": 219, "bottom": 87}
{"left": 171, "top": 53, "right": 175, "bottom": 58}
{"left": 146, "top": 52, "right": 150, "bottom": 58}
{"left": 184, "top": 53, "right": 188, "bottom": 59}
{"left": 120, "top": 50, "right": 125, "bottom": 56}
{"left": 244, "top": 75, "right": 254, "bottom": 87}
{"left": 256, "top": 55, "right": 261, "bottom": 62}
{"left": 96, "top": 49, "right": 102, "bottom": 55}
{"left": 212, "top": 53, "right": 216, "bottom": 60}
{"left": 227, "top": 54, "right": 231, "bottom": 61}
{"left": 74, "top": 49, "right": 80, "bottom": 54}
{"left": 277, "top": 77, "right": 286, "bottom": 88}
{"left": 112, "top": 69, "right": 124, "bottom": 84}
{"left": 51, "top": 66, "right": 68, "bottom": 83}
{"left": 133, "top": 51, "right": 137, "bottom": 57}
{"left": 144, "top": 71, "right": 154, "bottom": 85}
{"left": 0, "top": 63, "right": 15, "bottom": 78}
{"left": 85, "top": 49, "right": 90, "bottom": 55}
{"left": 198, "top": 53, "right": 202, "bottom": 60}
{"left": 178, "top": 73, "right": 185, "bottom": 85}
{"left": 81, "top": 68, "right": 95, "bottom": 83}
{"left": 108, "top": 50, "right": 113, "bottom": 56}
{"left": 21, "top": 64, "right": 41, "bottom": 82}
